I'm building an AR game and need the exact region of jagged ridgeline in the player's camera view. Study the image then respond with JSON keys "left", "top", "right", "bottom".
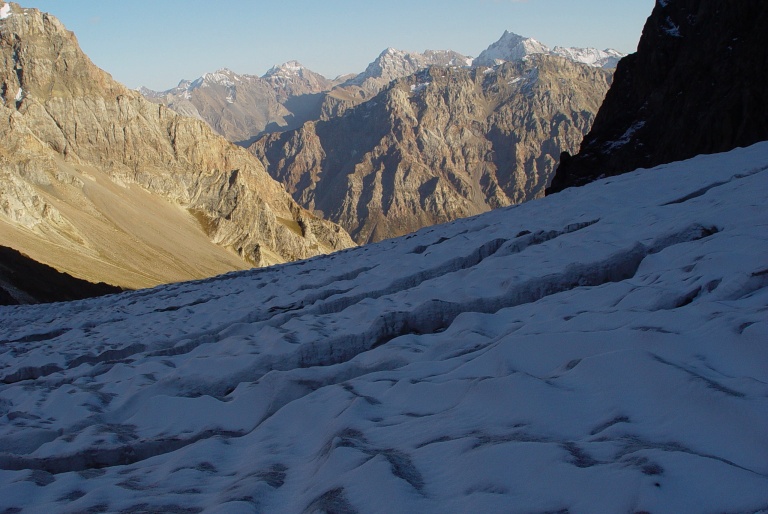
{"left": 144, "top": 34, "right": 620, "bottom": 245}
{"left": 140, "top": 63, "right": 348, "bottom": 146}
{"left": 0, "top": 3, "right": 354, "bottom": 289}
{"left": 250, "top": 57, "right": 612, "bottom": 243}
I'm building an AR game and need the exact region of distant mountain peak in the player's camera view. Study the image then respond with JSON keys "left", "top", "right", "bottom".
{"left": 475, "top": 31, "right": 550, "bottom": 67}
{"left": 551, "top": 46, "right": 625, "bottom": 68}
{"left": 476, "top": 30, "right": 626, "bottom": 69}
{"left": 263, "top": 60, "right": 307, "bottom": 78}
{"left": 347, "top": 47, "right": 472, "bottom": 91}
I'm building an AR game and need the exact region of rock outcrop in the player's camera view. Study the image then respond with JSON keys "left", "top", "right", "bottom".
{"left": 547, "top": 0, "right": 768, "bottom": 192}
{"left": 0, "top": 3, "right": 353, "bottom": 288}
{"left": 251, "top": 55, "right": 612, "bottom": 243}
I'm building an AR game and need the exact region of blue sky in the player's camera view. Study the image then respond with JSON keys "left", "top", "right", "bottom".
{"left": 17, "top": 0, "right": 654, "bottom": 90}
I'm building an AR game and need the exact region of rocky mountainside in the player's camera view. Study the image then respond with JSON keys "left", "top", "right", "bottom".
{"left": 142, "top": 37, "right": 620, "bottom": 146}
{"left": 0, "top": 3, "right": 353, "bottom": 289}
{"left": 140, "top": 63, "right": 342, "bottom": 145}
{"left": 548, "top": 0, "right": 768, "bottom": 192}
{"left": 251, "top": 55, "right": 612, "bottom": 243}
{"left": 313, "top": 48, "right": 474, "bottom": 121}
{"left": 475, "top": 30, "right": 625, "bottom": 69}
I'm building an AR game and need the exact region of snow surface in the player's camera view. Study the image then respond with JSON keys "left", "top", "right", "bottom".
{"left": 603, "top": 120, "right": 646, "bottom": 151}
{"left": 1, "top": 143, "right": 768, "bottom": 512}
{"left": 663, "top": 16, "right": 682, "bottom": 37}
{"left": 0, "top": 3, "right": 10, "bottom": 20}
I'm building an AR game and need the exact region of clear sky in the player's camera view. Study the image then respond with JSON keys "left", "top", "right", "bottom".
{"left": 14, "top": 0, "right": 654, "bottom": 91}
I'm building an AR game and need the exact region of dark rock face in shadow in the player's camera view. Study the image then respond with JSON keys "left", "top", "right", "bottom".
{"left": 0, "top": 246, "right": 123, "bottom": 305}
{"left": 547, "top": 0, "right": 768, "bottom": 193}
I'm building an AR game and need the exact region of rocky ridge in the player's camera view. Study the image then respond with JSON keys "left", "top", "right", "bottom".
{"left": 140, "top": 64, "right": 342, "bottom": 145}
{"left": 548, "top": 0, "right": 768, "bottom": 192}
{"left": 343, "top": 48, "right": 473, "bottom": 96}
{"left": 143, "top": 36, "right": 623, "bottom": 145}
{"left": 0, "top": 3, "right": 353, "bottom": 288}
{"left": 251, "top": 55, "right": 612, "bottom": 243}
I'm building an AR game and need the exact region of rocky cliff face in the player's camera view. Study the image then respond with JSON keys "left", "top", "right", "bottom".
{"left": 548, "top": 0, "right": 768, "bottom": 192}
{"left": 251, "top": 55, "right": 611, "bottom": 243}
{"left": 0, "top": 3, "right": 353, "bottom": 288}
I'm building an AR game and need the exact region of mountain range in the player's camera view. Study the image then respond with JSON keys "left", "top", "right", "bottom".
{"left": 138, "top": 33, "right": 622, "bottom": 246}
{"left": 141, "top": 33, "right": 624, "bottom": 145}
{"left": 251, "top": 55, "right": 611, "bottom": 243}
{"left": 0, "top": 5, "right": 625, "bottom": 297}
{"left": 140, "top": 63, "right": 343, "bottom": 146}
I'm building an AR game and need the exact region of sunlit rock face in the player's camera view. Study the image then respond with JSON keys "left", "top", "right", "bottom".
{"left": 0, "top": 3, "right": 353, "bottom": 288}
{"left": 252, "top": 55, "right": 612, "bottom": 243}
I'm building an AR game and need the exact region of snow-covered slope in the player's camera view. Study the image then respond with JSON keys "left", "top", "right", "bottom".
{"left": 552, "top": 46, "right": 625, "bottom": 68}
{"left": 1, "top": 143, "right": 767, "bottom": 513}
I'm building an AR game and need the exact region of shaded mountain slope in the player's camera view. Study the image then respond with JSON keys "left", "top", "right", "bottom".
{"left": 252, "top": 55, "right": 612, "bottom": 243}
{"left": 0, "top": 245, "right": 122, "bottom": 305}
{"left": 0, "top": 4, "right": 353, "bottom": 288}
{"left": 0, "top": 142, "right": 766, "bottom": 512}
{"left": 548, "top": 0, "right": 768, "bottom": 192}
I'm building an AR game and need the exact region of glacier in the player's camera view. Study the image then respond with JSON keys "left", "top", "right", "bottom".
{"left": 0, "top": 143, "right": 767, "bottom": 513}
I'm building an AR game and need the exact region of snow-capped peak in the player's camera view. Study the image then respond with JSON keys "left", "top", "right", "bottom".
{"left": 475, "top": 30, "right": 626, "bottom": 69}
{"left": 188, "top": 69, "right": 239, "bottom": 89}
{"left": 474, "top": 31, "right": 551, "bottom": 67}
{"left": 263, "top": 60, "right": 306, "bottom": 79}
{"left": 136, "top": 86, "right": 162, "bottom": 98}
{"left": 552, "top": 46, "right": 626, "bottom": 68}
